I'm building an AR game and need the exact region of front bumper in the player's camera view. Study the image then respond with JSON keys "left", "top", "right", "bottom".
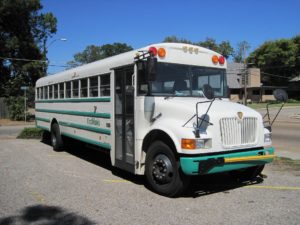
{"left": 180, "top": 147, "right": 275, "bottom": 175}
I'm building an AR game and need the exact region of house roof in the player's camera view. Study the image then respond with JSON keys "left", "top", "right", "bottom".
{"left": 226, "top": 63, "right": 245, "bottom": 89}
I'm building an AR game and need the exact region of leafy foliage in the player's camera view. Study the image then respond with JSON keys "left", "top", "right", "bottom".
{"left": 5, "top": 96, "right": 26, "bottom": 120}
{"left": 67, "top": 43, "right": 133, "bottom": 68}
{"left": 0, "top": 0, "right": 57, "bottom": 97}
{"left": 163, "top": 36, "right": 234, "bottom": 59}
{"left": 247, "top": 36, "right": 299, "bottom": 85}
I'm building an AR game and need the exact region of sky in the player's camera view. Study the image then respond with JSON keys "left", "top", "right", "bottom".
{"left": 41, "top": 0, "right": 300, "bottom": 74}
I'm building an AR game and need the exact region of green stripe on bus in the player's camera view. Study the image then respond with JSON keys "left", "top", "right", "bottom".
{"left": 36, "top": 125, "right": 50, "bottom": 131}
{"left": 59, "top": 121, "right": 111, "bottom": 135}
{"left": 61, "top": 132, "right": 111, "bottom": 150}
{"left": 35, "top": 117, "right": 50, "bottom": 123}
{"left": 35, "top": 97, "right": 111, "bottom": 103}
{"left": 36, "top": 108, "right": 111, "bottom": 119}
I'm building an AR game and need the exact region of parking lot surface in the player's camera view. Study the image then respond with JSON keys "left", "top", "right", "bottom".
{"left": 0, "top": 138, "right": 299, "bottom": 225}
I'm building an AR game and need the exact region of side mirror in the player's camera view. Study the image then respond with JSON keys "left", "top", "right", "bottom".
{"left": 203, "top": 84, "right": 215, "bottom": 100}
{"left": 146, "top": 57, "right": 157, "bottom": 82}
{"left": 273, "top": 89, "right": 288, "bottom": 102}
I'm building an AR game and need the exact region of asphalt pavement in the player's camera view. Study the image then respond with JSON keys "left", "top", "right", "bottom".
{"left": 0, "top": 138, "right": 299, "bottom": 225}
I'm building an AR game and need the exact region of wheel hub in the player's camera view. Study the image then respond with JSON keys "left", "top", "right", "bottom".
{"left": 152, "top": 154, "right": 173, "bottom": 184}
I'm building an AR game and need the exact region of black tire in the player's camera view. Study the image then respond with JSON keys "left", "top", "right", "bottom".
{"left": 145, "top": 141, "right": 190, "bottom": 197}
{"left": 229, "top": 165, "right": 265, "bottom": 181}
{"left": 51, "top": 123, "right": 63, "bottom": 151}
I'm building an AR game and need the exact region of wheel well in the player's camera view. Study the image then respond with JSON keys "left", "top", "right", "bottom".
{"left": 142, "top": 130, "right": 177, "bottom": 156}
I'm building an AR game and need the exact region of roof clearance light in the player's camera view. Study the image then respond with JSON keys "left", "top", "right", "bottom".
{"left": 158, "top": 48, "right": 166, "bottom": 58}
{"left": 149, "top": 47, "right": 157, "bottom": 56}
{"left": 219, "top": 56, "right": 225, "bottom": 65}
{"left": 212, "top": 55, "right": 219, "bottom": 64}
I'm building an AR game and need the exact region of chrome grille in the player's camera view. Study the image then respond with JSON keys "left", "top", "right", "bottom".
{"left": 220, "top": 117, "right": 258, "bottom": 148}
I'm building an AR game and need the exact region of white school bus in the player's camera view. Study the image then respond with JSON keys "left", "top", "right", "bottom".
{"left": 35, "top": 43, "right": 274, "bottom": 196}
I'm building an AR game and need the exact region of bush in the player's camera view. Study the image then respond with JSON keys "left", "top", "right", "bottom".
{"left": 17, "top": 127, "right": 43, "bottom": 139}
{"left": 5, "top": 96, "right": 26, "bottom": 121}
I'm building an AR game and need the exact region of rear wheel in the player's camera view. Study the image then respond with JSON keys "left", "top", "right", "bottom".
{"left": 229, "top": 165, "right": 265, "bottom": 181}
{"left": 145, "top": 141, "right": 190, "bottom": 197}
{"left": 51, "top": 123, "right": 63, "bottom": 151}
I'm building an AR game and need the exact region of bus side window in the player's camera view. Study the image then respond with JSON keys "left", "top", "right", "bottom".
{"left": 100, "top": 74, "right": 110, "bottom": 96}
{"left": 54, "top": 84, "right": 58, "bottom": 99}
{"left": 59, "top": 83, "right": 64, "bottom": 99}
{"left": 66, "top": 82, "right": 71, "bottom": 98}
{"left": 36, "top": 88, "right": 40, "bottom": 100}
{"left": 89, "top": 76, "right": 98, "bottom": 97}
{"left": 49, "top": 85, "right": 53, "bottom": 99}
{"left": 40, "top": 88, "right": 43, "bottom": 99}
{"left": 80, "top": 78, "right": 87, "bottom": 98}
{"left": 72, "top": 80, "right": 79, "bottom": 98}
{"left": 44, "top": 86, "right": 48, "bottom": 99}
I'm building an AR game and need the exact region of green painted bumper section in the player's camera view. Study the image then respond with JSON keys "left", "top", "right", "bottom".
{"left": 180, "top": 147, "right": 275, "bottom": 175}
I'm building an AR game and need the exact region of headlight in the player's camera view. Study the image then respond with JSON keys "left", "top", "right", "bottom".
{"left": 264, "top": 133, "right": 272, "bottom": 143}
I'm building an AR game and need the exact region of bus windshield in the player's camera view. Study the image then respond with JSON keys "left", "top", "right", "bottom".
{"left": 139, "top": 62, "right": 227, "bottom": 98}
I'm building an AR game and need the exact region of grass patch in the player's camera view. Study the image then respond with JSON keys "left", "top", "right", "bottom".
{"left": 272, "top": 156, "right": 300, "bottom": 171}
{"left": 17, "top": 127, "right": 43, "bottom": 139}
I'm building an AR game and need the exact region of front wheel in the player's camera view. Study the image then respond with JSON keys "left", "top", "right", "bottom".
{"left": 145, "top": 141, "right": 190, "bottom": 197}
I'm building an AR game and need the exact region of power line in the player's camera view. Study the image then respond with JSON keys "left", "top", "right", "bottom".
{"left": 0, "top": 56, "right": 69, "bottom": 68}
{"left": 0, "top": 56, "right": 47, "bottom": 63}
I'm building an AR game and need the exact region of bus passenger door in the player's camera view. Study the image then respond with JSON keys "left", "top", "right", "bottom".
{"left": 114, "top": 67, "right": 135, "bottom": 172}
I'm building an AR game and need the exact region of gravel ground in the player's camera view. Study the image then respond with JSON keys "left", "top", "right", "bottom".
{"left": 0, "top": 138, "right": 299, "bottom": 225}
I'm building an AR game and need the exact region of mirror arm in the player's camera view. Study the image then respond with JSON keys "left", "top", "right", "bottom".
{"left": 270, "top": 102, "right": 285, "bottom": 126}
{"left": 195, "top": 99, "right": 215, "bottom": 138}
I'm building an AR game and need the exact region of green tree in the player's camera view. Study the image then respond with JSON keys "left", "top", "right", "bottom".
{"left": 218, "top": 41, "right": 234, "bottom": 59}
{"left": 163, "top": 35, "right": 192, "bottom": 44}
{"left": 163, "top": 36, "right": 234, "bottom": 58}
{"left": 0, "top": 0, "right": 57, "bottom": 97}
{"left": 247, "top": 37, "right": 299, "bottom": 85}
{"left": 197, "top": 38, "right": 219, "bottom": 52}
{"left": 67, "top": 43, "right": 133, "bottom": 67}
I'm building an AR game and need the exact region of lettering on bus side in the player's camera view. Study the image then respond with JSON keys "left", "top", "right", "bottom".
{"left": 87, "top": 118, "right": 100, "bottom": 126}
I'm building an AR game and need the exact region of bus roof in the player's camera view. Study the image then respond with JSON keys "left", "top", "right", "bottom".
{"left": 36, "top": 43, "right": 226, "bottom": 87}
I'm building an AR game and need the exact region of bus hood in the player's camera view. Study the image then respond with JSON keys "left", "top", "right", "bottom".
{"left": 151, "top": 97, "right": 262, "bottom": 129}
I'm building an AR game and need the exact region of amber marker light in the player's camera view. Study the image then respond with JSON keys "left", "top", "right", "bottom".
{"left": 158, "top": 48, "right": 166, "bottom": 58}
{"left": 212, "top": 55, "right": 219, "bottom": 64}
{"left": 181, "top": 139, "right": 196, "bottom": 150}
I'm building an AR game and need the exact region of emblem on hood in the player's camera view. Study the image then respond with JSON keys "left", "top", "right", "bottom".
{"left": 237, "top": 112, "right": 243, "bottom": 120}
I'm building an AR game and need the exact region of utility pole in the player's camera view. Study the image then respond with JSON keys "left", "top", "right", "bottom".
{"left": 243, "top": 44, "right": 248, "bottom": 106}
{"left": 21, "top": 86, "right": 29, "bottom": 124}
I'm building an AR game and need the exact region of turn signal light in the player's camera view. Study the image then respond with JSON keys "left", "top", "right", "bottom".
{"left": 158, "top": 48, "right": 166, "bottom": 58}
{"left": 181, "top": 139, "right": 196, "bottom": 150}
